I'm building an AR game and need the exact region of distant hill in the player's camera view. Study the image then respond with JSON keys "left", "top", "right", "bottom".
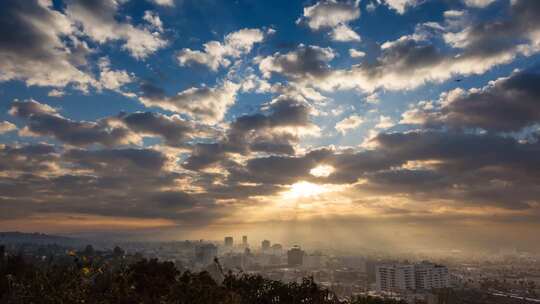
{"left": 0, "top": 231, "right": 84, "bottom": 247}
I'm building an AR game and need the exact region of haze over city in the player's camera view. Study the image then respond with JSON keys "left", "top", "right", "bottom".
{"left": 2, "top": 0, "right": 540, "bottom": 256}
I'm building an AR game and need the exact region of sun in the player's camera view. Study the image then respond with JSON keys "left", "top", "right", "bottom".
{"left": 282, "top": 181, "right": 329, "bottom": 199}
{"left": 309, "top": 164, "right": 335, "bottom": 177}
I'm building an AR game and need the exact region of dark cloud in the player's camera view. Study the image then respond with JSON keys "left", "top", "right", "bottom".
{"left": 182, "top": 143, "right": 227, "bottom": 171}
{"left": 404, "top": 66, "right": 540, "bottom": 132}
{"left": 0, "top": 144, "right": 226, "bottom": 225}
{"left": 118, "top": 111, "right": 202, "bottom": 147}
{"left": 258, "top": 45, "right": 335, "bottom": 80}
{"left": 444, "top": 67, "right": 540, "bottom": 131}
{"left": 228, "top": 149, "right": 332, "bottom": 185}
{"left": 10, "top": 100, "right": 206, "bottom": 147}
{"left": 220, "top": 129, "right": 540, "bottom": 210}
{"left": 0, "top": 144, "right": 59, "bottom": 174}
{"left": 183, "top": 96, "right": 314, "bottom": 171}
{"left": 64, "top": 148, "right": 168, "bottom": 174}
{"left": 10, "top": 100, "right": 135, "bottom": 147}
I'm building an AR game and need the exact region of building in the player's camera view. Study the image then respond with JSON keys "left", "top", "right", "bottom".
{"left": 195, "top": 243, "right": 217, "bottom": 266}
{"left": 261, "top": 240, "right": 271, "bottom": 251}
{"left": 376, "top": 264, "right": 416, "bottom": 291}
{"left": 224, "top": 236, "right": 233, "bottom": 247}
{"left": 242, "top": 235, "right": 248, "bottom": 247}
{"left": 271, "top": 243, "right": 283, "bottom": 256}
{"left": 303, "top": 252, "right": 327, "bottom": 269}
{"left": 287, "top": 245, "right": 304, "bottom": 267}
{"left": 376, "top": 262, "right": 450, "bottom": 292}
{"left": 415, "top": 261, "right": 450, "bottom": 290}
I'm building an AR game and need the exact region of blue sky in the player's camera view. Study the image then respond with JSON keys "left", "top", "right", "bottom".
{"left": 1, "top": 0, "right": 540, "bottom": 252}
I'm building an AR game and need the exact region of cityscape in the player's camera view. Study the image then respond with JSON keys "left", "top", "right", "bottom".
{"left": 2, "top": 232, "right": 540, "bottom": 303}
{"left": 2, "top": 0, "right": 540, "bottom": 303}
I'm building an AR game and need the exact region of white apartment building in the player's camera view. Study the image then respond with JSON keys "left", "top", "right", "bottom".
{"left": 376, "top": 264, "right": 416, "bottom": 291}
{"left": 376, "top": 262, "right": 449, "bottom": 292}
{"left": 415, "top": 261, "right": 450, "bottom": 290}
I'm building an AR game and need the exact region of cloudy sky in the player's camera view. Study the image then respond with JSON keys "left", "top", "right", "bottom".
{"left": 1, "top": 0, "right": 540, "bottom": 253}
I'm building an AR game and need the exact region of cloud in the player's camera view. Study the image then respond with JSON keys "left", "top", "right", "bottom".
{"left": 0, "top": 0, "right": 95, "bottom": 89}
{"left": 183, "top": 95, "right": 316, "bottom": 170}
{"left": 330, "top": 24, "right": 361, "bottom": 42}
{"left": 401, "top": 66, "right": 540, "bottom": 132}
{"left": 48, "top": 89, "right": 66, "bottom": 98}
{"left": 97, "top": 57, "right": 133, "bottom": 91}
{"left": 0, "top": 144, "right": 59, "bottom": 176}
{"left": 0, "top": 121, "right": 17, "bottom": 134}
{"left": 382, "top": 0, "right": 423, "bottom": 14}
{"left": 335, "top": 114, "right": 364, "bottom": 134}
{"left": 0, "top": 143, "right": 221, "bottom": 224}
{"left": 359, "top": 131, "right": 540, "bottom": 209}
{"left": 228, "top": 149, "right": 332, "bottom": 185}
{"left": 176, "top": 28, "right": 265, "bottom": 71}
{"left": 349, "top": 49, "right": 366, "bottom": 58}
{"left": 9, "top": 99, "right": 211, "bottom": 147}
{"left": 299, "top": 0, "right": 360, "bottom": 30}
{"left": 143, "top": 11, "right": 164, "bottom": 33}
{"left": 266, "top": 2, "right": 540, "bottom": 94}
{"left": 117, "top": 111, "right": 205, "bottom": 147}
{"left": 258, "top": 44, "right": 335, "bottom": 80}
{"left": 149, "top": 0, "right": 175, "bottom": 7}
{"left": 375, "top": 115, "right": 395, "bottom": 129}
{"left": 139, "top": 81, "right": 240, "bottom": 124}
{"left": 64, "top": 147, "right": 168, "bottom": 174}
{"left": 66, "top": 0, "right": 167, "bottom": 59}
{"left": 10, "top": 99, "right": 138, "bottom": 147}
{"left": 298, "top": 0, "right": 361, "bottom": 42}
{"left": 463, "top": 0, "right": 496, "bottom": 8}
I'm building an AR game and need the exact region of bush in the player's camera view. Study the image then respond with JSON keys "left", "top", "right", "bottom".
{"left": 0, "top": 254, "right": 405, "bottom": 304}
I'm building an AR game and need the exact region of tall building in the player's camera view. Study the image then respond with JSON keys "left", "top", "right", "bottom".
{"left": 242, "top": 235, "right": 248, "bottom": 247}
{"left": 271, "top": 243, "right": 283, "bottom": 256}
{"left": 376, "top": 262, "right": 450, "bottom": 292}
{"left": 415, "top": 261, "right": 450, "bottom": 290}
{"left": 195, "top": 243, "right": 217, "bottom": 266}
{"left": 224, "top": 236, "right": 233, "bottom": 247}
{"left": 261, "top": 240, "right": 271, "bottom": 251}
{"left": 287, "top": 245, "right": 304, "bottom": 267}
{"left": 376, "top": 264, "right": 415, "bottom": 291}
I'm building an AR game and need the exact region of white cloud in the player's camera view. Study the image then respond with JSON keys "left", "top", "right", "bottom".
{"left": 463, "top": 0, "right": 496, "bottom": 8}
{"left": 97, "top": 58, "right": 133, "bottom": 91}
{"left": 143, "top": 11, "right": 164, "bottom": 33}
{"left": 150, "top": 0, "right": 175, "bottom": 7}
{"left": 375, "top": 115, "right": 395, "bottom": 129}
{"left": 0, "top": 121, "right": 17, "bottom": 134}
{"left": 349, "top": 48, "right": 366, "bottom": 58}
{"left": 176, "top": 28, "right": 265, "bottom": 71}
{"left": 335, "top": 114, "right": 364, "bottom": 134}
{"left": 298, "top": 0, "right": 361, "bottom": 42}
{"left": 66, "top": 0, "right": 167, "bottom": 59}
{"left": 0, "top": 1, "right": 96, "bottom": 89}
{"left": 330, "top": 24, "right": 361, "bottom": 42}
{"left": 383, "top": 0, "right": 422, "bottom": 14}
{"left": 140, "top": 81, "right": 240, "bottom": 124}
{"left": 48, "top": 89, "right": 66, "bottom": 97}
{"left": 300, "top": 0, "right": 360, "bottom": 30}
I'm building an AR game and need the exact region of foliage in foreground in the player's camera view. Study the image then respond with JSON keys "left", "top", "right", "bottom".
{"left": 0, "top": 254, "right": 405, "bottom": 304}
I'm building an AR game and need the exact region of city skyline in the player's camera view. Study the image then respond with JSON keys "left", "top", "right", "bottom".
{"left": 1, "top": 0, "right": 540, "bottom": 254}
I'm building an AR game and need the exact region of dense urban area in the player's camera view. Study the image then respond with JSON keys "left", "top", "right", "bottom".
{"left": 1, "top": 232, "right": 539, "bottom": 303}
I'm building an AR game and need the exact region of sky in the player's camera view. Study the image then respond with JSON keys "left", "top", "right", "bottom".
{"left": 1, "top": 0, "right": 540, "bottom": 254}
